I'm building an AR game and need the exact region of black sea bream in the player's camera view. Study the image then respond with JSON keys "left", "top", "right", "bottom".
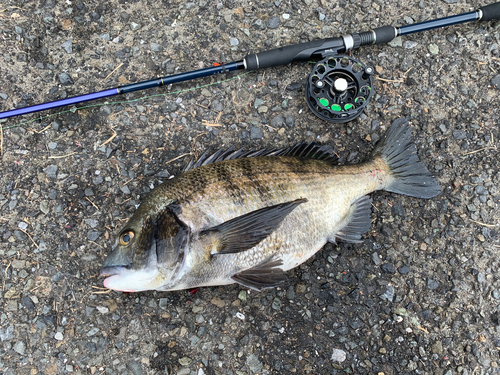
{"left": 100, "top": 119, "right": 440, "bottom": 292}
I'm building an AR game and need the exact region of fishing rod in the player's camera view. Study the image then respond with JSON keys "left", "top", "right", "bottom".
{"left": 1, "top": 2, "right": 499, "bottom": 123}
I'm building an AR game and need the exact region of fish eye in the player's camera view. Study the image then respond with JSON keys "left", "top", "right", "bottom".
{"left": 119, "top": 230, "right": 135, "bottom": 246}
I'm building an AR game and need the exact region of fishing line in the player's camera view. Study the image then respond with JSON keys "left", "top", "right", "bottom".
{"left": 0, "top": 71, "right": 252, "bottom": 131}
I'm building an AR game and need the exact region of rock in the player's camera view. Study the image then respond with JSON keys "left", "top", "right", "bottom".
{"left": 44, "top": 165, "right": 58, "bottom": 179}
{"left": 267, "top": 16, "right": 280, "bottom": 29}
{"left": 0, "top": 325, "right": 14, "bottom": 341}
{"left": 229, "top": 37, "right": 239, "bottom": 46}
{"left": 14, "top": 340, "right": 26, "bottom": 355}
{"left": 246, "top": 354, "right": 263, "bottom": 374}
{"left": 431, "top": 341, "right": 443, "bottom": 355}
{"left": 210, "top": 100, "right": 223, "bottom": 112}
{"left": 150, "top": 42, "right": 163, "bottom": 52}
{"left": 130, "top": 22, "right": 141, "bottom": 30}
{"left": 452, "top": 130, "right": 466, "bottom": 140}
{"left": 428, "top": 44, "right": 439, "bottom": 54}
{"left": 492, "top": 74, "right": 500, "bottom": 89}
{"left": 380, "top": 263, "right": 396, "bottom": 274}
{"left": 211, "top": 297, "right": 225, "bottom": 308}
{"left": 254, "top": 98, "right": 265, "bottom": 108}
{"left": 62, "top": 39, "right": 73, "bottom": 53}
{"left": 331, "top": 348, "right": 347, "bottom": 362}
{"left": 270, "top": 114, "right": 285, "bottom": 127}
{"left": 388, "top": 36, "right": 402, "bottom": 47}
{"left": 58, "top": 72, "right": 73, "bottom": 85}
{"left": 179, "top": 357, "right": 192, "bottom": 366}
{"left": 286, "top": 82, "right": 302, "bottom": 91}
{"left": 381, "top": 285, "right": 395, "bottom": 302}
{"left": 55, "top": 332, "right": 64, "bottom": 341}
{"left": 427, "top": 279, "right": 440, "bottom": 290}
{"left": 398, "top": 265, "right": 411, "bottom": 274}
{"left": 250, "top": 127, "right": 262, "bottom": 139}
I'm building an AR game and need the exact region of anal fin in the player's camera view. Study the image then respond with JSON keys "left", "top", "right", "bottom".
{"left": 335, "top": 195, "right": 372, "bottom": 243}
{"left": 231, "top": 256, "right": 287, "bottom": 291}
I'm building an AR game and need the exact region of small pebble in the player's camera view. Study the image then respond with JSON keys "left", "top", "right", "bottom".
{"left": 331, "top": 348, "right": 347, "bottom": 362}
{"left": 55, "top": 332, "right": 64, "bottom": 341}
{"left": 267, "top": 16, "right": 280, "bottom": 29}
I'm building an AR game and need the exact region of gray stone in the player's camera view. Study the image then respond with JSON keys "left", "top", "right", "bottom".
{"left": 254, "top": 98, "right": 265, "bottom": 108}
{"left": 0, "top": 325, "right": 14, "bottom": 341}
{"left": 270, "top": 114, "right": 285, "bottom": 127}
{"left": 130, "top": 22, "right": 141, "bottom": 30}
{"left": 58, "top": 72, "right": 73, "bottom": 85}
{"left": 229, "top": 38, "right": 239, "bottom": 46}
{"left": 428, "top": 44, "right": 439, "bottom": 54}
{"left": 452, "top": 130, "right": 466, "bottom": 140}
{"left": 88, "top": 231, "right": 101, "bottom": 241}
{"left": 246, "top": 354, "right": 263, "bottom": 374}
{"left": 331, "top": 348, "right": 347, "bottom": 362}
{"left": 151, "top": 42, "right": 163, "bottom": 52}
{"left": 62, "top": 39, "right": 73, "bottom": 53}
{"left": 87, "top": 327, "right": 100, "bottom": 336}
{"left": 210, "top": 100, "right": 223, "bottom": 112}
{"left": 388, "top": 36, "right": 403, "bottom": 47}
{"left": 492, "top": 74, "right": 500, "bottom": 89}
{"left": 381, "top": 285, "right": 395, "bottom": 301}
{"left": 267, "top": 16, "right": 280, "bottom": 29}
{"left": 44, "top": 165, "right": 58, "bottom": 179}
{"left": 13, "top": 340, "right": 26, "bottom": 355}
{"left": 250, "top": 127, "right": 262, "bottom": 139}
{"left": 427, "top": 279, "right": 440, "bottom": 290}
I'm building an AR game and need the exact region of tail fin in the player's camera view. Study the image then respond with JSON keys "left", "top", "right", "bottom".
{"left": 373, "top": 118, "right": 441, "bottom": 199}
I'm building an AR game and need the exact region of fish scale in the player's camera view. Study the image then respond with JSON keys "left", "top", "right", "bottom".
{"left": 175, "top": 159, "right": 385, "bottom": 290}
{"left": 100, "top": 120, "right": 441, "bottom": 293}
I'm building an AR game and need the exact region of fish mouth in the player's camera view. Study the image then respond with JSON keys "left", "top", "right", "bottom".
{"left": 100, "top": 266, "right": 138, "bottom": 292}
{"left": 100, "top": 266, "right": 124, "bottom": 277}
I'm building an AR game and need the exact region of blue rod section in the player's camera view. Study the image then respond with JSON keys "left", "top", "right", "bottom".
{"left": 398, "top": 12, "right": 479, "bottom": 36}
{"left": 0, "top": 88, "right": 119, "bottom": 120}
{"left": 0, "top": 61, "right": 245, "bottom": 120}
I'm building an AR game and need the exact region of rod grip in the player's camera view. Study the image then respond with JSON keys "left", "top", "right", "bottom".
{"left": 372, "top": 26, "right": 398, "bottom": 44}
{"left": 244, "top": 37, "right": 344, "bottom": 70}
{"left": 479, "top": 2, "right": 500, "bottom": 21}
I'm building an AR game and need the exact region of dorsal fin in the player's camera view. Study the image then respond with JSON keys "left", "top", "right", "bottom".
{"left": 182, "top": 142, "right": 338, "bottom": 172}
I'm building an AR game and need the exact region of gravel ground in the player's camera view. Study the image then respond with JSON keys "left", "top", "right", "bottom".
{"left": 1, "top": 0, "right": 499, "bottom": 374}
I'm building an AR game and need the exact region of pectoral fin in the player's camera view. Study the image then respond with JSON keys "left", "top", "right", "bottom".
{"left": 201, "top": 198, "right": 307, "bottom": 255}
{"left": 231, "top": 256, "right": 286, "bottom": 291}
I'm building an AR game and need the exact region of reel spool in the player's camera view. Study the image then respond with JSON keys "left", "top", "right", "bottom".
{"left": 306, "top": 55, "right": 374, "bottom": 123}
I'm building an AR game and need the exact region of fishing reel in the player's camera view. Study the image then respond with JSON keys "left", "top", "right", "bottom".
{"left": 305, "top": 55, "right": 374, "bottom": 123}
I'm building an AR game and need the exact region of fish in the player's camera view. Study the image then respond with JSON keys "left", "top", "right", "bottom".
{"left": 100, "top": 119, "right": 441, "bottom": 293}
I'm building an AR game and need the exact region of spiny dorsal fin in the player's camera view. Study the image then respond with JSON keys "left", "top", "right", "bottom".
{"left": 182, "top": 142, "right": 338, "bottom": 172}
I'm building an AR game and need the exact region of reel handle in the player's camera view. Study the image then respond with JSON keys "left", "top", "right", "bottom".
{"left": 479, "top": 2, "right": 500, "bottom": 21}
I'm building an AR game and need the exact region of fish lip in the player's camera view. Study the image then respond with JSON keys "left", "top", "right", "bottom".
{"left": 99, "top": 266, "right": 125, "bottom": 278}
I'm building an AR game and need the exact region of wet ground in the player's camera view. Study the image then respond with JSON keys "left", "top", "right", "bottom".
{"left": 1, "top": 0, "right": 499, "bottom": 374}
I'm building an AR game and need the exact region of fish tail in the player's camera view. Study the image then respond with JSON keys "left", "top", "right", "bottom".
{"left": 373, "top": 118, "right": 441, "bottom": 199}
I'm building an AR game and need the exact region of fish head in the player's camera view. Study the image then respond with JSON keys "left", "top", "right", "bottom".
{"left": 100, "top": 206, "right": 188, "bottom": 292}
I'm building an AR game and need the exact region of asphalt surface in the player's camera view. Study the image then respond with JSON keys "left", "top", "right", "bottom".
{"left": 1, "top": 0, "right": 499, "bottom": 374}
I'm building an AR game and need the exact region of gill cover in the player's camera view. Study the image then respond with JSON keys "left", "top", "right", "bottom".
{"left": 101, "top": 205, "right": 189, "bottom": 291}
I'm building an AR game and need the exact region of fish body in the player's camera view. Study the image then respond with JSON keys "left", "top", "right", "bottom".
{"left": 101, "top": 120, "right": 440, "bottom": 292}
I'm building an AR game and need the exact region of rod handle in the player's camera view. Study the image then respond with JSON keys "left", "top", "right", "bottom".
{"left": 372, "top": 26, "right": 398, "bottom": 45}
{"left": 244, "top": 37, "right": 345, "bottom": 70}
{"left": 479, "top": 2, "right": 500, "bottom": 21}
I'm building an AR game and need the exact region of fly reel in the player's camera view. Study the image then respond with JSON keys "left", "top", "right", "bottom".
{"left": 306, "top": 55, "right": 374, "bottom": 123}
